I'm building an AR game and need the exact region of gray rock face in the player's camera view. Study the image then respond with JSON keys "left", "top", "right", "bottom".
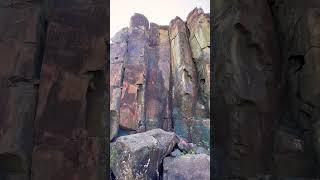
{"left": 110, "top": 129, "right": 178, "bottom": 180}
{"left": 169, "top": 17, "right": 199, "bottom": 141}
{"left": 163, "top": 154, "right": 210, "bottom": 180}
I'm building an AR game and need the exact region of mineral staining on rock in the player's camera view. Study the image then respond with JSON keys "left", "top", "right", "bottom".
{"left": 110, "top": 8, "right": 211, "bottom": 180}
{"left": 110, "top": 8, "right": 210, "bottom": 150}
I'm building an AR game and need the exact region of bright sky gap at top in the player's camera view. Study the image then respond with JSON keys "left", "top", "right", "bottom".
{"left": 110, "top": 0, "right": 210, "bottom": 38}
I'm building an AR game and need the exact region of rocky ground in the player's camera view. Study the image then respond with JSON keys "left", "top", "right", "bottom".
{"left": 110, "top": 129, "right": 210, "bottom": 180}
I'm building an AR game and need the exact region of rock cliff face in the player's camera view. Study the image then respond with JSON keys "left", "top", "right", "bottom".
{"left": 0, "top": 0, "right": 107, "bottom": 180}
{"left": 2, "top": 0, "right": 320, "bottom": 179}
{"left": 109, "top": 9, "right": 211, "bottom": 180}
{"left": 213, "top": 0, "right": 320, "bottom": 178}
{"left": 110, "top": 9, "right": 211, "bottom": 150}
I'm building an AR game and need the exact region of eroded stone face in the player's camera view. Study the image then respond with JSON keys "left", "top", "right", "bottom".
{"left": 187, "top": 8, "right": 210, "bottom": 112}
{"left": 213, "top": 0, "right": 282, "bottom": 176}
{"left": 0, "top": 2, "right": 42, "bottom": 179}
{"left": 32, "top": 0, "right": 107, "bottom": 179}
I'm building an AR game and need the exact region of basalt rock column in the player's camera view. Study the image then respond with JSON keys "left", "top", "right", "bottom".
{"left": 0, "top": 1, "right": 43, "bottom": 179}
{"left": 119, "top": 13, "right": 148, "bottom": 132}
{"left": 169, "top": 17, "right": 199, "bottom": 142}
{"left": 213, "top": 0, "right": 281, "bottom": 177}
{"left": 186, "top": 8, "right": 210, "bottom": 113}
{"left": 186, "top": 8, "right": 211, "bottom": 149}
{"left": 31, "top": 0, "right": 107, "bottom": 180}
{"left": 110, "top": 27, "right": 128, "bottom": 140}
{"left": 145, "top": 23, "right": 172, "bottom": 131}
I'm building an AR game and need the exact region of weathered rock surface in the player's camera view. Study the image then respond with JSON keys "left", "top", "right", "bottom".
{"left": 163, "top": 154, "right": 210, "bottom": 180}
{"left": 0, "top": 1, "right": 42, "bottom": 179}
{"left": 169, "top": 17, "right": 199, "bottom": 141}
{"left": 110, "top": 129, "right": 178, "bottom": 180}
{"left": 212, "top": 0, "right": 320, "bottom": 178}
{"left": 213, "top": 0, "right": 282, "bottom": 177}
{"left": 268, "top": 1, "right": 320, "bottom": 177}
{"left": 145, "top": 24, "right": 172, "bottom": 131}
{"left": 187, "top": 8, "right": 210, "bottom": 111}
{"left": 31, "top": 0, "right": 108, "bottom": 179}
{"left": 110, "top": 10, "right": 210, "bottom": 149}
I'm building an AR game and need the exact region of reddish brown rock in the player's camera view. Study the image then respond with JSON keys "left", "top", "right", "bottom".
{"left": 32, "top": 137, "right": 105, "bottom": 180}
{"left": 118, "top": 14, "right": 149, "bottom": 131}
{"left": 0, "top": 2, "right": 42, "bottom": 179}
{"left": 120, "top": 64, "right": 146, "bottom": 131}
{"left": 32, "top": 0, "right": 107, "bottom": 179}
{"left": 145, "top": 24, "right": 172, "bottom": 131}
{"left": 110, "top": 36, "right": 127, "bottom": 139}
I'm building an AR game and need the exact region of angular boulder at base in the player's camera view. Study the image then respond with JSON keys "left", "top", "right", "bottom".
{"left": 110, "top": 129, "right": 178, "bottom": 180}
{"left": 163, "top": 154, "right": 210, "bottom": 180}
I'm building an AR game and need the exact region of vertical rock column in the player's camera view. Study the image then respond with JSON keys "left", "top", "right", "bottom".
{"left": 186, "top": 8, "right": 211, "bottom": 149}
{"left": 0, "top": 1, "right": 42, "bottom": 179}
{"left": 145, "top": 24, "right": 172, "bottom": 131}
{"left": 186, "top": 8, "right": 210, "bottom": 113}
{"left": 212, "top": 0, "right": 281, "bottom": 177}
{"left": 119, "top": 13, "right": 149, "bottom": 132}
{"left": 31, "top": 0, "right": 107, "bottom": 179}
{"left": 110, "top": 27, "right": 128, "bottom": 140}
{"left": 169, "top": 17, "right": 199, "bottom": 142}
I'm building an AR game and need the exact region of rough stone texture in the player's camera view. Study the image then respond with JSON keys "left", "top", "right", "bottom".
{"left": 110, "top": 129, "right": 178, "bottom": 180}
{"left": 31, "top": 0, "right": 107, "bottom": 179}
{"left": 118, "top": 13, "right": 149, "bottom": 131}
{"left": 212, "top": 0, "right": 320, "bottom": 178}
{"left": 163, "top": 154, "right": 210, "bottom": 180}
{"left": 273, "top": 129, "right": 315, "bottom": 177}
{"left": 268, "top": 1, "right": 320, "bottom": 177}
{"left": 110, "top": 9, "right": 210, "bottom": 164}
{"left": 145, "top": 24, "right": 172, "bottom": 131}
{"left": 110, "top": 29, "right": 128, "bottom": 140}
{"left": 186, "top": 8, "right": 210, "bottom": 112}
{"left": 213, "top": 0, "right": 282, "bottom": 177}
{"left": 169, "top": 17, "right": 202, "bottom": 142}
{"left": 0, "top": 1, "right": 42, "bottom": 179}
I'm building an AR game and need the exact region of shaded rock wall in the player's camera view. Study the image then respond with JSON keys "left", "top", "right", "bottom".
{"left": 110, "top": 9, "right": 211, "bottom": 150}
{"left": 213, "top": 0, "right": 320, "bottom": 178}
{"left": 0, "top": 0, "right": 107, "bottom": 180}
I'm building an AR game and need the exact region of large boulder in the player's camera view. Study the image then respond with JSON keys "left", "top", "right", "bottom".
{"left": 110, "top": 129, "right": 178, "bottom": 180}
{"left": 163, "top": 154, "right": 210, "bottom": 180}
